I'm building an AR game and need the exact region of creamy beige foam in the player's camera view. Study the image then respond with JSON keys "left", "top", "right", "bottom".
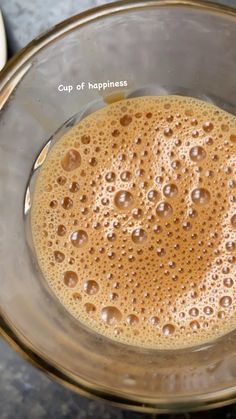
{"left": 31, "top": 95, "right": 236, "bottom": 349}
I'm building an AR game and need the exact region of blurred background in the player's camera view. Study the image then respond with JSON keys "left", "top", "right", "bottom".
{"left": 0, "top": 0, "right": 236, "bottom": 418}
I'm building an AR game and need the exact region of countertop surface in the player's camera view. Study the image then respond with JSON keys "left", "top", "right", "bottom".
{"left": 0, "top": 0, "right": 236, "bottom": 418}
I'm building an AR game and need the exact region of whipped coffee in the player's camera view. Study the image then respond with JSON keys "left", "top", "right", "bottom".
{"left": 31, "top": 96, "right": 236, "bottom": 349}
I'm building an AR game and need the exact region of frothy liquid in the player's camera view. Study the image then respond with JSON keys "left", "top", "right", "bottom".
{"left": 31, "top": 96, "right": 236, "bottom": 349}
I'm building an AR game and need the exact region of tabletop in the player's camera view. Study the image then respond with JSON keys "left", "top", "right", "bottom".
{"left": 0, "top": 0, "right": 236, "bottom": 418}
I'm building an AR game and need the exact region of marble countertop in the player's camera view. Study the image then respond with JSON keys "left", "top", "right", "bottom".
{"left": 0, "top": 0, "right": 236, "bottom": 418}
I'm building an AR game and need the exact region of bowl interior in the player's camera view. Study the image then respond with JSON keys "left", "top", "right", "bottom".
{"left": 0, "top": 0, "right": 236, "bottom": 412}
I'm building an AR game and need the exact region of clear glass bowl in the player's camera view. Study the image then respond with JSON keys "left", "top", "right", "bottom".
{"left": 0, "top": 0, "right": 236, "bottom": 413}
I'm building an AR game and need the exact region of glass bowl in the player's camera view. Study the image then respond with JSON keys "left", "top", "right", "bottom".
{"left": 0, "top": 0, "right": 236, "bottom": 413}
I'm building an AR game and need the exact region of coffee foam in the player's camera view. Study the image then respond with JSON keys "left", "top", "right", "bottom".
{"left": 31, "top": 95, "right": 236, "bottom": 349}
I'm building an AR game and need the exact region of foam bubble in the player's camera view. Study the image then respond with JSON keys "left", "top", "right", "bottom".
{"left": 164, "top": 128, "right": 173, "bottom": 137}
{"left": 225, "top": 241, "right": 235, "bottom": 252}
{"left": 61, "top": 197, "right": 73, "bottom": 210}
{"left": 191, "top": 188, "right": 211, "bottom": 206}
{"left": 223, "top": 278, "right": 233, "bottom": 288}
{"left": 230, "top": 134, "right": 236, "bottom": 143}
{"left": 162, "top": 324, "right": 175, "bottom": 336}
{"left": 85, "top": 303, "right": 96, "bottom": 313}
{"left": 190, "top": 320, "right": 200, "bottom": 332}
{"left": 189, "top": 146, "right": 206, "bottom": 162}
{"left": 69, "top": 182, "right": 80, "bottom": 193}
{"left": 120, "top": 171, "right": 132, "bottom": 182}
{"left": 132, "top": 208, "right": 143, "bottom": 219}
{"left": 83, "top": 280, "right": 99, "bottom": 295}
{"left": 149, "top": 316, "right": 160, "bottom": 325}
{"left": 120, "top": 115, "right": 132, "bottom": 126}
{"left": 220, "top": 296, "right": 232, "bottom": 307}
{"left": 101, "top": 306, "right": 122, "bottom": 325}
{"left": 54, "top": 251, "right": 65, "bottom": 263}
{"left": 189, "top": 308, "right": 199, "bottom": 317}
{"left": 63, "top": 271, "right": 78, "bottom": 288}
{"left": 147, "top": 189, "right": 159, "bottom": 202}
{"left": 70, "top": 230, "right": 88, "bottom": 247}
{"left": 114, "top": 190, "right": 134, "bottom": 210}
{"left": 131, "top": 228, "right": 147, "bottom": 244}
{"left": 156, "top": 202, "right": 173, "bottom": 218}
{"left": 203, "top": 122, "right": 214, "bottom": 133}
{"left": 105, "top": 172, "right": 116, "bottom": 182}
{"left": 163, "top": 184, "right": 178, "bottom": 198}
{"left": 126, "top": 314, "right": 139, "bottom": 326}
{"left": 61, "top": 149, "right": 81, "bottom": 171}
{"left": 57, "top": 225, "right": 66, "bottom": 236}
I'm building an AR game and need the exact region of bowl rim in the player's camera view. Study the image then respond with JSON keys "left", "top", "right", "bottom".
{"left": 1, "top": 0, "right": 236, "bottom": 413}
{"left": 1, "top": 0, "right": 236, "bottom": 93}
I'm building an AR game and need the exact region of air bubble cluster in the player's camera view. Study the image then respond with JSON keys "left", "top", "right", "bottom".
{"left": 31, "top": 95, "right": 236, "bottom": 350}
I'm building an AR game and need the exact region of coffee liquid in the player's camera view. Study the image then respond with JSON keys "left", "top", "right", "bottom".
{"left": 31, "top": 96, "right": 236, "bottom": 349}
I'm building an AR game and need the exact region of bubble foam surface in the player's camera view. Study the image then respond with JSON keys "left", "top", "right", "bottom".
{"left": 31, "top": 95, "right": 236, "bottom": 349}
